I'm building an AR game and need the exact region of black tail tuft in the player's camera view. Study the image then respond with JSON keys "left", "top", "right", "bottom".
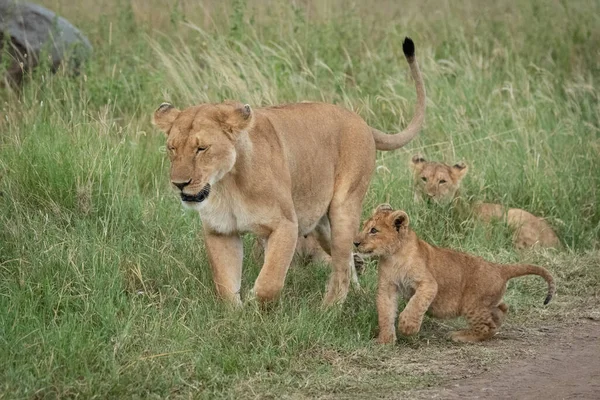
{"left": 402, "top": 37, "right": 415, "bottom": 58}
{"left": 543, "top": 294, "right": 552, "bottom": 305}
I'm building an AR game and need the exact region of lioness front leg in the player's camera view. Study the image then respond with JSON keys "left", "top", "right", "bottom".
{"left": 398, "top": 280, "right": 437, "bottom": 336}
{"left": 203, "top": 227, "right": 244, "bottom": 306}
{"left": 252, "top": 219, "right": 298, "bottom": 302}
{"left": 377, "top": 281, "right": 399, "bottom": 344}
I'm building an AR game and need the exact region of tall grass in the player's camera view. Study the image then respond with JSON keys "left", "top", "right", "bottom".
{"left": 0, "top": 0, "right": 599, "bottom": 397}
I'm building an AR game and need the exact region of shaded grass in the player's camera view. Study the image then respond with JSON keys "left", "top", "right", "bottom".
{"left": 0, "top": 0, "right": 599, "bottom": 398}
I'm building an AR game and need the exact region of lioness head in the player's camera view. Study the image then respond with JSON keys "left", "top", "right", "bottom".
{"left": 410, "top": 155, "right": 468, "bottom": 203}
{"left": 152, "top": 101, "right": 253, "bottom": 206}
{"left": 354, "top": 204, "right": 410, "bottom": 256}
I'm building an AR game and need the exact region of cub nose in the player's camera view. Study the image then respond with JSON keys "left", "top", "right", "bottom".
{"left": 172, "top": 179, "right": 192, "bottom": 191}
{"left": 353, "top": 241, "right": 361, "bottom": 248}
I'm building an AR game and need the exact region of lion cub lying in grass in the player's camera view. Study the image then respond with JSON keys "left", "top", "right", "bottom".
{"left": 410, "top": 155, "right": 560, "bottom": 249}
{"left": 354, "top": 204, "right": 555, "bottom": 344}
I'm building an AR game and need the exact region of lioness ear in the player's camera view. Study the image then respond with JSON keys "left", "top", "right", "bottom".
{"left": 451, "top": 161, "right": 468, "bottom": 181}
{"left": 389, "top": 210, "right": 409, "bottom": 231}
{"left": 152, "top": 102, "right": 180, "bottom": 134}
{"left": 220, "top": 103, "right": 254, "bottom": 136}
{"left": 374, "top": 203, "right": 393, "bottom": 215}
{"left": 410, "top": 154, "right": 426, "bottom": 172}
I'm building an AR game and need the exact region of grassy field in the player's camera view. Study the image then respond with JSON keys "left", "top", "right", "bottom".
{"left": 1, "top": 0, "right": 599, "bottom": 398}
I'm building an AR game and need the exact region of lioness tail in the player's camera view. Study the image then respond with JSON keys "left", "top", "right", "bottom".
{"left": 371, "top": 37, "right": 426, "bottom": 151}
{"left": 503, "top": 264, "right": 556, "bottom": 305}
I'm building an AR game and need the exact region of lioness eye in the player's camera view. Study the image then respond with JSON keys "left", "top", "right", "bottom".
{"left": 439, "top": 179, "right": 447, "bottom": 184}
{"left": 369, "top": 227, "right": 378, "bottom": 234}
{"left": 197, "top": 147, "right": 207, "bottom": 153}
{"left": 421, "top": 177, "right": 427, "bottom": 182}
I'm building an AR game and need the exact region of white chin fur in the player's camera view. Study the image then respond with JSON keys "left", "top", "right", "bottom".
{"left": 181, "top": 199, "right": 206, "bottom": 212}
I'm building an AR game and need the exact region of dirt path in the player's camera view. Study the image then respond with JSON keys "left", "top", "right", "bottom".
{"left": 413, "top": 318, "right": 600, "bottom": 399}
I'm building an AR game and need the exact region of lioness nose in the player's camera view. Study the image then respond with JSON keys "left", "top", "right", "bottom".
{"left": 172, "top": 179, "right": 192, "bottom": 191}
{"left": 353, "top": 241, "right": 361, "bottom": 248}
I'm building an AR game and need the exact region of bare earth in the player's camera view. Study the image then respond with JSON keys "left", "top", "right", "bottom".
{"left": 411, "top": 318, "right": 600, "bottom": 400}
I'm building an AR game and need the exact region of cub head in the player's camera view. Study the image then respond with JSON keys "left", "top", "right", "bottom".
{"left": 410, "top": 155, "right": 468, "bottom": 203}
{"left": 152, "top": 101, "right": 253, "bottom": 206}
{"left": 354, "top": 204, "right": 411, "bottom": 256}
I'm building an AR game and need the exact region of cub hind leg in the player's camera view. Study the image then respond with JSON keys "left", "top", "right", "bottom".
{"left": 451, "top": 307, "right": 498, "bottom": 342}
{"left": 491, "top": 302, "right": 509, "bottom": 329}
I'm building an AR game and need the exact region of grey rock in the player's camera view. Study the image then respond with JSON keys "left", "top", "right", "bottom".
{"left": 0, "top": 0, "right": 92, "bottom": 84}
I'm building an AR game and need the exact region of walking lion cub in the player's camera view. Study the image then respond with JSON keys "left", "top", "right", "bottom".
{"left": 354, "top": 204, "right": 555, "bottom": 344}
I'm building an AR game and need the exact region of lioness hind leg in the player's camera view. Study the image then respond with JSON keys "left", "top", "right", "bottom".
{"left": 323, "top": 199, "right": 363, "bottom": 306}
{"left": 451, "top": 308, "right": 498, "bottom": 342}
{"left": 315, "top": 215, "right": 360, "bottom": 290}
{"left": 313, "top": 215, "right": 332, "bottom": 256}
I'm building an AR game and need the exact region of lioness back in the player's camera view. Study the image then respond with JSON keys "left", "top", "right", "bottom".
{"left": 255, "top": 102, "right": 376, "bottom": 233}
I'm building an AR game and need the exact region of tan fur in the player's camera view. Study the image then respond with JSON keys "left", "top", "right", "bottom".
{"left": 151, "top": 39, "right": 426, "bottom": 306}
{"left": 251, "top": 235, "right": 332, "bottom": 265}
{"left": 354, "top": 205, "right": 555, "bottom": 344}
{"left": 410, "top": 156, "right": 560, "bottom": 249}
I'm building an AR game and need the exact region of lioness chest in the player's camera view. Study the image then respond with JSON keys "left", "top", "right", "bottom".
{"left": 186, "top": 184, "right": 271, "bottom": 236}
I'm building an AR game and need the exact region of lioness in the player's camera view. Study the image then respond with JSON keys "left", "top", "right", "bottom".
{"left": 354, "top": 204, "right": 555, "bottom": 344}
{"left": 152, "top": 38, "right": 425, "bottom": 306}
{"left": 410, "top": 155, "right": 560, "bottom": 249}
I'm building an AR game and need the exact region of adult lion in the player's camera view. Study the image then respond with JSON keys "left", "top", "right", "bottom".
{"left": 152, "top": 37, "right": 425, "bottom": 306}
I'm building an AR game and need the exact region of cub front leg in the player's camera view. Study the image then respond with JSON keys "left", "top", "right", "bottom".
{"left": 203, "top": 227, "right": 244, "bottom": 306}
{"left": 398, "top": 280, "right": 438, "bottom": 336}
{"left": 252, "top": 218, "right": 298, "bottom": 303}
{"left": 376, "top": 281, "right": 399, "bottom": 344}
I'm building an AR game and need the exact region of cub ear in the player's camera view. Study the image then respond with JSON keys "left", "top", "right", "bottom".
{"left": 451, "top": 161, "right": 469, "bottom": 181}
{"left": 220, "top": 102, "right": 254, "bottom": 136}
{"left": 374, "top": 203, "right": 393, "bottom": 215}
{"left": 152, "top": 102, "right": 180, "bottom": 134}
{"left": 410, "top": 154, "right": 426, "bottom": 172}
{"left": 389, "top": 210, "right": 409, "bottom": 231}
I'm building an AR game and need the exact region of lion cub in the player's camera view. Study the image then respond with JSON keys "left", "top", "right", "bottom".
{"left": 354, "top": 204, "right": 555, "bottom": 344}
{"left": 410, "top": 155, "right": 560, "bottom": 249}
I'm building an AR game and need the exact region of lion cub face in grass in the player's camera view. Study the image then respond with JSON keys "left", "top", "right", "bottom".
{"left": 410, "top": 155, "right": 468, "bottom": 203}
{"left": 355, "top": 205, "right": 555, "bottom": 345}
{"left": 411, "top": 156, "right": 561, "bottom": 249}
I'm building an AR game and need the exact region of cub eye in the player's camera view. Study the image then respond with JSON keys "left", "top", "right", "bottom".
{"left": 167, "top": 145, "right": 175, "bottom": 152}
{"left": 196, "top": 147, "right": 207, "bottom": 154}
{"left": 421, "top": 177, "right": 427, "bottom": 182}
{"left": 369, "top": 227, "right": 378, "bottom": 234}
{"left": 439, "top": 179, "right": 447, "bottom": 184}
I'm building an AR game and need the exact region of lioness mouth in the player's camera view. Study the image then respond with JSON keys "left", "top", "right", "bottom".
{"left": 181, "top": 184, "right": 211, "bottom": 203}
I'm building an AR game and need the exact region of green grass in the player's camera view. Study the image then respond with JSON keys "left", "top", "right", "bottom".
{"left": 1, "top": 0, "right": 599, "bottom": 398}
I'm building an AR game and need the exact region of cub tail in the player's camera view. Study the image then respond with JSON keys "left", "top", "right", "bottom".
{"left": 502, "top": 264, "right": 555, "bottom": 305}
{"left": 371, "top": 37, "right": 426, "bottom": 151}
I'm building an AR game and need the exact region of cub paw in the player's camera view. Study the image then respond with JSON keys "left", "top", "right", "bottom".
{"left": 398, "top": 312, "right": 421, "bottom": 336}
